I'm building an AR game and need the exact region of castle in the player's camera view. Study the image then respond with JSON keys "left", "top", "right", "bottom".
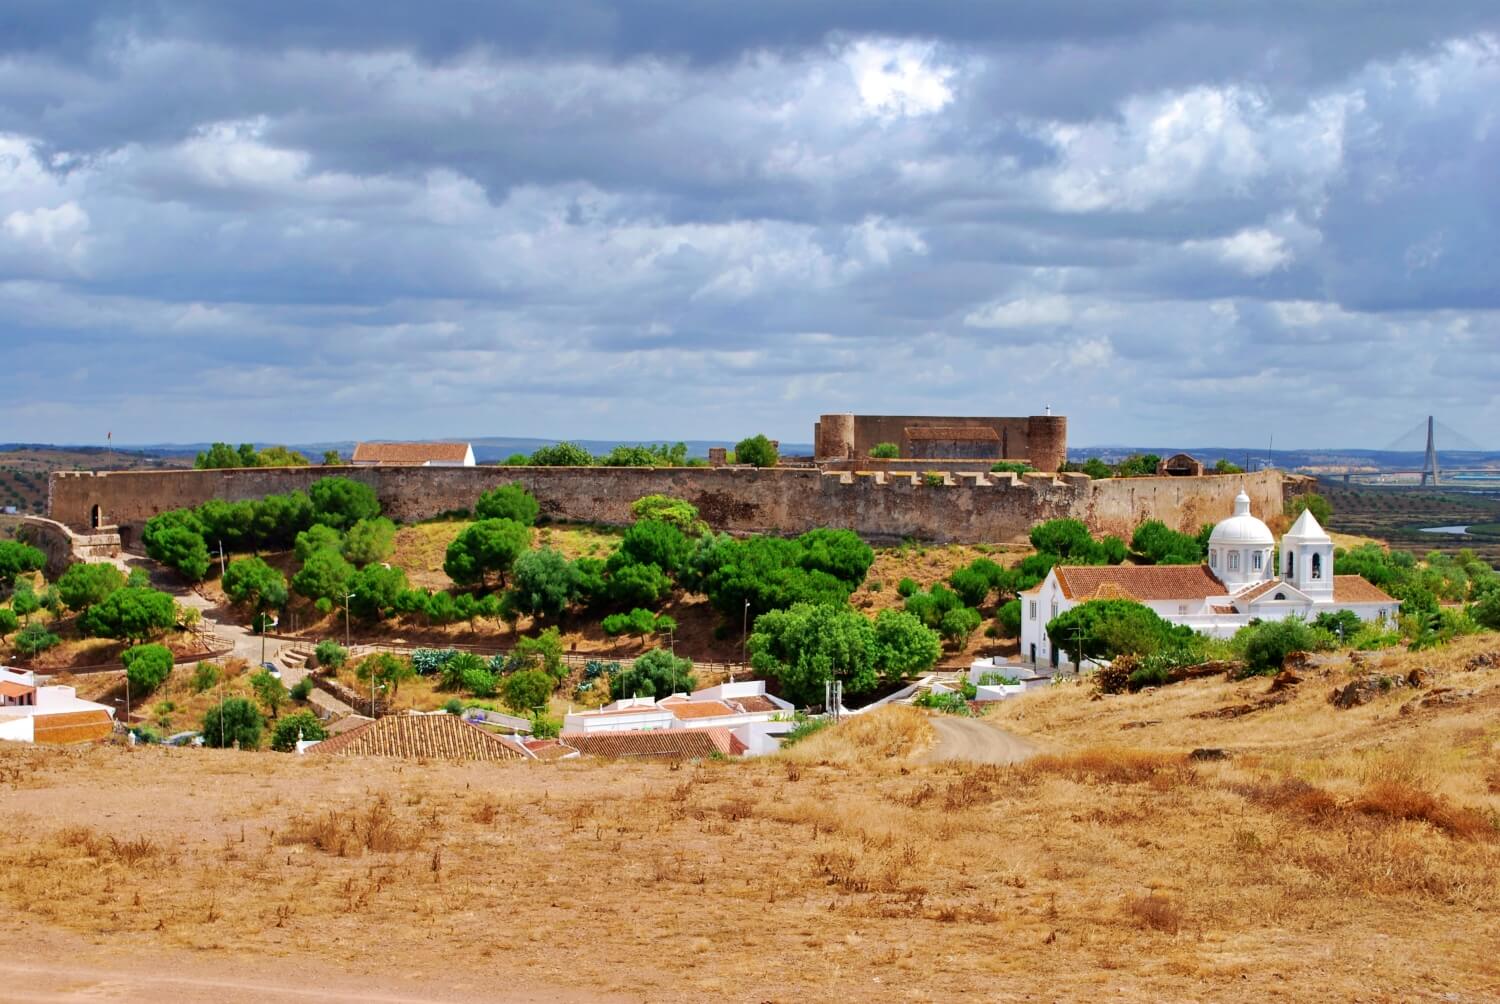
{"left": 814, "top": 412, "right": 1067, "bottom": 471}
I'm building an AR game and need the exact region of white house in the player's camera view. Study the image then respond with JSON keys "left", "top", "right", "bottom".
{"left": 351, "top": 442, "right": 476, "bottom": 467}
{"left": 1020, "top": 491, "right": 1398, "bottom": 668}
{"left": 562, "top": 680, "right": 797, "bottom": 756}
{"left": 0, "top": 667, "right": 116, "bottom": 745}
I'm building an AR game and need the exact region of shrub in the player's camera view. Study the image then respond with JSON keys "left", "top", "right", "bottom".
{"left": 0, "top": 607, "right": 17, "bottom": 640}
{"left": 734, "top": 434, "right": 778, "bottom": 468}
{"left": 630, "top": 495, "right": 707, "bottom": 535}
{"left": 868, "top": 442, "right": 899, "bottom": 459}
{"left": 122, "top": 643, "right": 174, "bottom": 696}
{"left": 507, "top": 627, "right": 566, "bottom": 680}
{"left": 995, "top": 598, "right": 1022, "bottom": 638}
{"left": 1046, "top": 599, "right": 1193, "bottom": 663}
{"left": 780, "top": 715, "right": 833, "bottom": 747}
{"left": 270, "top": 710, "right": 327, "bottom": 752}
{"left": 989, "top": 461, "right": 1034, "bottom": 475}
{"left": 294, "top": 524, "right": 344, "bottom": 561}
{"left": 250, "top": 669, "right": 289, "bottom": 717}
{"left": 1235, "top": 617, "right": 1331, "bottom": 676}
{"left": 314, "top": 640, "right": 348, "bottom": 669}
{"left": 0, "top": 540, "right": 45, "bottom": 587}
{"left": 610, "top": 648, "right": 695, "bottom": 702}
{"left": 913, "top": 690, "right": 971, "bottom": 715}
{"left": 443, "top": 698, "right": 464, "bottom": 715}
{"left": 530, "top": 713, "right": 562, "bottom": 739}
{"left": 79, "top": 586, "right": 178, "bottom": 642}
{"left": 342, "top": 517, "right": 397, "bottom": 566}
{"left": 501, "top": 669, "right": 553, "bottom": 714}
{"left": 13, "top": 622, "right": 58, "bottom": 656}
{"left": 528, "top": 442, "right": 596, "bottom": 466}
{"left": 896, "top": 578, "right": 919, "bottom": 598}
{"left": 475, "top": 482, "right": 541, "bottom": 526}
{"left": 938, "top": 606, "right": 982, "bottom": 646}
{"left": 201, "top": 697, "right": 265, "bottom": 749}
{"left": 410, "top": 648, "right": 460, "bottom": 676}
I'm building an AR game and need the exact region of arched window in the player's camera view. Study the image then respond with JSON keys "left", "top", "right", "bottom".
{"left": 1285, "top": 550, "right": 1294, "bottom": 577}
{"left": 1228, "top": 551, "right": 1240, "bottom": 572}
{"left": 1274, "top": 592, "right": 1287, "bottom": 600}
{"left": 90, "top": 504, "right": 102, "bottom": 529}
{"left": 1252, "top": 551, "right": 1262, "bottom": 571}
{"left": 1311, "top": 553, "right": 1322, "bottom": 580}
{"left": 1209, "top": 549, "right": 1218, "bottom": 569}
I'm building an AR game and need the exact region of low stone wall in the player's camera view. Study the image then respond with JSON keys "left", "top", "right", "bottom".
{"left": 49, "top": 465, "right": 1301, "bottom": 545}
{"left": 17, "top": 515, "right": 121, "bottom": 577}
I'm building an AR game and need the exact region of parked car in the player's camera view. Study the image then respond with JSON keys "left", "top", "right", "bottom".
{"left": 163, "top": 731, "right": 202, "bottom": 747}
{"left": 261, "top": 661, "right": 281, "bottom": 678}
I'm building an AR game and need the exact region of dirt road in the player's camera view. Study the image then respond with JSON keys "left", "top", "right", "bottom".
{"left": 919, "top": 714, "right": 1038, "bottom": 764}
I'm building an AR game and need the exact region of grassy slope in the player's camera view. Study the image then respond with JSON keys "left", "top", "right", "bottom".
{"left": 3, "top": 647, "right": 1498, "bottom": 1001}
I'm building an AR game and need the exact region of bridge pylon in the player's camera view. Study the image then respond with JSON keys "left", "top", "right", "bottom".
{"left": 1421, "top": 415, "right": 1441, "bottom": 486}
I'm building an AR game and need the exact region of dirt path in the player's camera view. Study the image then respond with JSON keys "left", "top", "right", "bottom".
{"left": 919, "top": 714, "right": 1038, "bottom": 764}
{"left": 0, "top": 931, "right": 629, "bottom": 1003}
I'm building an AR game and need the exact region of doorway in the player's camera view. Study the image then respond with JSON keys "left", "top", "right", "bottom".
{"left": 90, "top": 504, "right": 102, "bottom": 529}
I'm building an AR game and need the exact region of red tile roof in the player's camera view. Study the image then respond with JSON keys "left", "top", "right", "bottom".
{"left": 561, "top": 729, "right": 742, "bottom": 760}
{"left": 32, "top": 710, "right": 113, "bottom": 745}
{"left": 1053, "top": 564, "right": 1227, "bottom": 602}
{"left": 728, "top": 695, "right": 780, "bottom": 713}
{"left": 311, "top": 714, "right": 525, "bottom": 761}
{"left": 0, "top": 681, "right": 35, "bottom": 699}
{"left": 1234, "top": 580, "right": 1286, "bottom": 603}
{"left": 352, "top": 441, "right": 470, "bottom": 464}
{"left": 1333, "top": 575, "right": 1397, "bottom": 604}
{"left": 664, "top": 700, "right": 737, "bottom": 720}
{"left": 522, "top": 739, "right": 579, "bottom": 761}
{"left": 904, "top": 426, "right": 1000, "bottom": 441}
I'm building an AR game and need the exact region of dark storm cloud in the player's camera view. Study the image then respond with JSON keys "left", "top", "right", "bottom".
{"left": 0, "top": 2, "right": 1496, "bottom": 446}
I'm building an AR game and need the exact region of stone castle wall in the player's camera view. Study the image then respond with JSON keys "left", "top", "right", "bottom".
{"left": 49, "top": 465, "right": 1298, "bottom": 545}
{"left": 813, "top": 413, "right": 1067, "bottom": 471}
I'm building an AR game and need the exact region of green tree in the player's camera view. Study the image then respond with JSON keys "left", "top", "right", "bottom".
{"left": 904, "top": 583, "right": 963, "bottom": 629}
{"left": 10, "top": 581, "right": 41, "bottom": 624}
{"left": 501, "top": 669, "right": 554, "bottom": 714}
{"left": 80, "top": 586, "right": 177, "bottom": 642}
{"left": 1045, "top": 599, "right": 1191, "bottom": 663}
{"left": 1079, "top": 457, "right": 1112, "bottom": 479}
{"left": 528, "top": 442, "right": 596, "bottom": 466}
{"left": 629, "top": 495, "right": 706, "bottom": 535}
{"left": 606, "top": 561, "right": 673, "bottom": 608}
{"left": 1472, "top": 590, "right": 1500, "bottom": 631}
{"left": 222, "top": 557, "right": 288, "bottom": 611}
{"left": 0, "top": 540, "right": 45, "bottom": 587}
{"left": 56, "top": 562, "right": 127, "bottom": 612}
{"left": 250, "top": 669, "right": 289, "bottom": 718}
{"left": 270, "top": 709, "right": 327, "bottom": 752}
{"left": 356, "top": 652, "right": 416, "bottom": 699}
{"left": 610, "top": 648, "right": 695, "bottom": 701}
{"left": 147, "top": 524, "right": 211, "bottom": 581}
{"left": 475, "top": 482, "right": 541, "bottom": 525}
{"left": 734, "top": 434, "right": 778, "bottom": 468}
{"left": 1213, "top": 459, "right": 1245, "bottom": 474}
{"left": 314, "top": 639, "right": 348, "bottom": 669}
{"left": 1130, "top": 520, "right": 1205, "bottom": 565}
{"left": 122, "top": 643, "right": 174, "bottom": 696}
{"left": 871, "top": 608, "right": 942, "bottom": 678}
{"left": 0, "top": 607, "right": 18, "bottom": 640}
{"left": 868, "top": 442, "right": 900, "bottom": 459}
{"left": 602, "top": 607, "right": 665, "bottom": 642}
{"left": 698, "top": 535, "right": 852, "bottom": 618}
{"left": 599, "top": 442, "right": 688, "bottom": 467}
{"left": 348, "top": 563, "right": 409, "bottom": 620}
{"left": 749, "top": 603, "right": 876, "bottom": 706}
{"left": 294, "top": 524, "right": 344, "bottom": 560}
{"left": 255, "top": 445, "right": 309, "bottom": 467}
{"left": 615, "top": 519, "right": 692, "bottom": 577}
{"left": 1312, "top": 609, "right": 1363, "bottom": 640}
{"left": 342, "top": 517, "right": 396, "bottom": 566}
{"left": 506, "top": 626, "right": 567, "bottom": 681}
{"left": 321, "top": 449, "right": 344, "bottom": 466}
{"left": 1115, "top": 454, "right": 1162, "bottom": 478}
{"left": 796, "top": 528, "right": 874, "bottom": 588}
{"left": 308, "top": 476, "right": 381, "bottom": 530}
{"left": 1286, "top": 493, "right": 1333, "bottom": 525}
{"left": 995, "top": 598, "right": 1022, "bottom": 638}
{"left": 191, "top": 661, "right": 221, "bottom": 693}
{"left": 13, "top": 622, "right": 59, "bottom": 656}
{"left": 508, "top": 548, "right": 581, "bottom": 619}
{"left": 201, "top": 697, "right": 265, "bottom": 749}
{"left": 292, "top": 547, "right": 355, "bottom": 603}
{"left": 1237, "top": 617, "right": 1329, "bottom": 675}
{"left": 444, "top": 518, "right": 530, "bottom": 587}
{"left": 194, "top": 443, "right": 259, "bottom": 469}
{"left": 990, "top": 461, "right": 1034, "bottom": 475}
{"left": 939, "top": 606, "right": 982, "bottom": 646}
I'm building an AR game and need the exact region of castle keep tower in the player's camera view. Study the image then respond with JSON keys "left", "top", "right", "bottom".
{"left": 813, "top": 412, "right": 1067, "bottom": 471}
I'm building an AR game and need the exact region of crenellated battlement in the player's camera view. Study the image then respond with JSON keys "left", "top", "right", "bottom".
{"left": 48, "top": 465, "right": 1298, "bottom": 545}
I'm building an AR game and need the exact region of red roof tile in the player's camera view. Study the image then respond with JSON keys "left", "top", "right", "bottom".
{"left": 32, "top": 710, "right": 113, "bottom": 745}
{"left": 664, "top": 700, "right": 737, "bottom": 720}
{"left": 561, "top": 730, "right": 741, "bottom": 760}
{"left": 728, "top": 695, "right": 780, "bottom": 713}
{"left": 1333, "top": 575, "right": 1397, "bottom": 604}
{"left": 1053, "top": 564, "right": 1227, "bottom": 601}
{"left": 352, "top": 441, "right": 470, "bottom": 464}
{"left": 311, "top": 714, "right": 525, "bottom": 761}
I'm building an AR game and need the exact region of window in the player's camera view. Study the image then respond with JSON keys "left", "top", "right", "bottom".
{"left": 1177, "top": 604, "right": 1188, "bottom": 615}
{"left": 1209, "top": 549, "right": 1218, "bottom": 569}
{"left": 1029, "top": 600, "right": 1037, "bottom": 621}
{"left": 1311, "top": 553, "right": 1322, "bottom": 580}
{"left": 1050, "top": 601, "right": 1058, "bottom": 620}
{"left": 1228, "top": 550, "right": 1240, "bottom": 572}
{"left": 1285, "top": 550, "right": 1294, "bottom": 577}
{"left": 1252, "top": 551, "right": 1262, "bottom": 571}
{"left": 1274, "top": 592, "right": 1286, "bottom": 600}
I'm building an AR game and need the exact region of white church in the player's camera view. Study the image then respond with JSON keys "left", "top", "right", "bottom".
{"left": 1020, "top": 491, "right": 1399, "bottom": 668}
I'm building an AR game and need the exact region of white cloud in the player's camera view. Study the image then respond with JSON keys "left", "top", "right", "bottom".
{"left": 843, "top": 40, "right": 955, "bottom": 119}
{"left": 964, "top": 294, "right": 1073, "bottom": 329}
{"left": 1191, "top": 227, "right": 1293, "bottom": 275}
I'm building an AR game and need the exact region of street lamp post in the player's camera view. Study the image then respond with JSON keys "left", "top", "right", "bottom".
{"left": 342, "top": 591, "right": 356, "bottom": 648}
{"left": 738, "top": 599, "right": 750, "bottom": 683}
{"left": 259, "top": 612, "right": 279, "bottom": 667}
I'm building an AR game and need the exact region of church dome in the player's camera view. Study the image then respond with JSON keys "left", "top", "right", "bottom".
{"left": 1209, "top": 490, "right": 1274, "bottom": 547}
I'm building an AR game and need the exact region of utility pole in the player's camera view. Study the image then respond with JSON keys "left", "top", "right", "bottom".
{"left": 259, "top": 613, "right": 278, "bottom": 667}
{"left": 216, "top": 540, "right": 227, "bottom": 579}
{"left": 738, "top": 599, "right": 750, "bottom": 683}
{"left": 342, "top": 591, "right": 356, "bottom": 648}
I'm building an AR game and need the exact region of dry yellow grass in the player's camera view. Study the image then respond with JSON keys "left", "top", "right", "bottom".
{"left": 3, "top": 637, "right": 1500, "bottom": 1001}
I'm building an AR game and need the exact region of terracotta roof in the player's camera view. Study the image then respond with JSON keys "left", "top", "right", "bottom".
{"left": 904, "top": 426, "right": 1000, "bottom": 441}
{"left": 729, "top": 695, "right": 780, "bottom": 713}
{"left": 32, "top": 710, "right": 113, "bottom": 745}
{"left": 1333, "top": 575, "right": 1397, "bottom": 604}
{"left": 311, "top": 714, "right": 525, "bottom": 761}
{"left": 1210, "top": 604, "right": 1237, "bottom": 614}
{"left": 1234, "top": 580, "right": 1286, "bottom": 603}
{"left": 325, "top": 714, "right": 374, "bottom": 735}
{"left": 523, "top": 739, "right": 579, "bottom": 761}
{"left": 0, "top": 681, "right": 35, "bottom": 698}
{"left": 1053, "top": 564, "right": 1227, "bottom": 602}
{"left": 576, "top": 705, "right": 673, "bottom": 719}
{"left": 352, "top": 441, "right": 470, "bottom": 464}
{"left": 561, "top": 729, "right": 741, "bottom": 760}
{"left": 664, "top": 700, "right": 737, "bottom": 721}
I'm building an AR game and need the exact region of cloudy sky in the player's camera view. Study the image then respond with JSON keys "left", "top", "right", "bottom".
{"left": 2, "top": 3, "right": 1497, "bottom": 449}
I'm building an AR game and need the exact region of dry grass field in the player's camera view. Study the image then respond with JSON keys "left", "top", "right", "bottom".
{"left": 4, "top": 635, "right": 1500, "bottom": 1002}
